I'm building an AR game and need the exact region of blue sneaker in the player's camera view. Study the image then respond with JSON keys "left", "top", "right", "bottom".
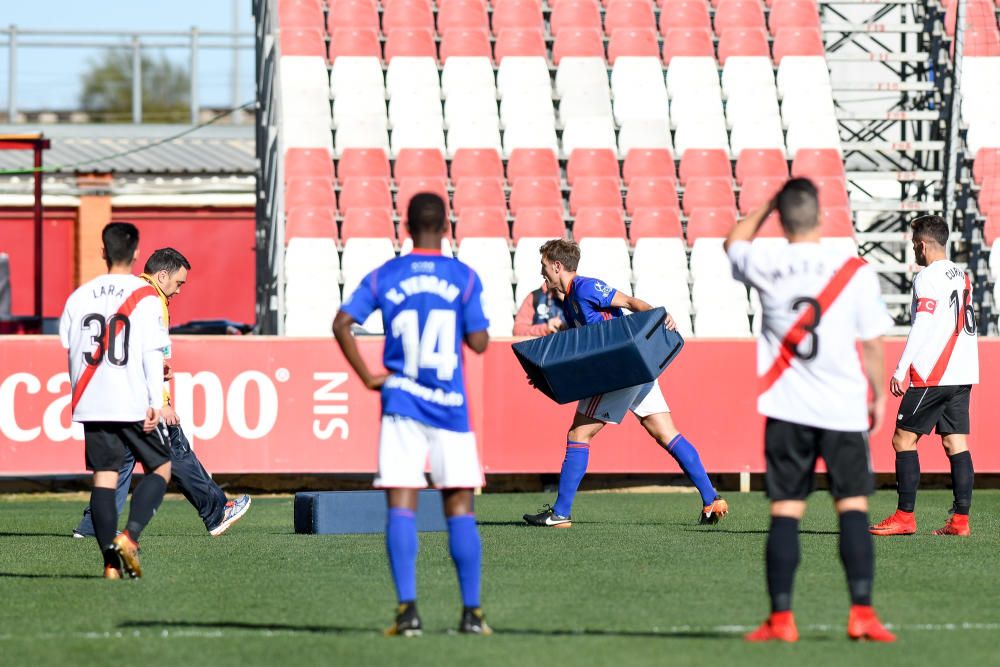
{"left": 209, "top": 495, "right": 252, "bottom": 536}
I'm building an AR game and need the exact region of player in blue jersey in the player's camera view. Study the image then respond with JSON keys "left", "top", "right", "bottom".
{"left": 522, "top": 239, "right": 729, "bottom": 527}
{"left": 333, "top": 193, "right": 491, "bottom": 638}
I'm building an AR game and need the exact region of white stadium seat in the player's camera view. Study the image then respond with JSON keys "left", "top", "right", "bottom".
{"left": 632, "top": 238, "right": 687, "bottom": 281}
{"left": 776, "top": 56, "right": 830, "bottom": 98}
{"left": 441, "top": 57, "right": 495, "bottom": 98}
{"left": 721, "top": 56, "right": 774, "bottom": 99}
{"left": 555, "top": 57, "right": 609, "bottom": 96}
{"left": 330, "top": 56, "right": 384, "bottom": 99}
{"left": 386, "top": 57, "right": 440, "bottom": 98}
{"left": 618, "top": 119, "right": 674, "bottom": 156}
{"left": 666, "top": 57, "right": 720, "bottom": 98}
{"left": 497, "top": 57, "right": 551, "bottom": 97}
{"left": 334, "top": 119, "right": 389, "bottom": 156}
{"left": 562, "top": 116, "right": 618, "bottom": 156}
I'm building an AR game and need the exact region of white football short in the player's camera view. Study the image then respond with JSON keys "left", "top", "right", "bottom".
{"left": 374, "top": 415, "right": 485, "bottom": 489}
{"left": 576, "top": 380, "right": 670, "bottom": 425}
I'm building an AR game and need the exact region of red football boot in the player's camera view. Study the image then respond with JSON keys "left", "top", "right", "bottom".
{"left": 745, "top": 611, "right": 799, "bottom": 642}
{"left": 847, "top": 605, "right": 896, "bottom": 642}
{"left": 869, "top": 509, "right": 916, "bottom": 536}
{"left": 932, "top": 513, "right": 970, "bottom": 537}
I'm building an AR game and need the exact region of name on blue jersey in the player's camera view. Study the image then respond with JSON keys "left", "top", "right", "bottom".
{"left": 386, "top": 275, "right": 462, "bottom": 305}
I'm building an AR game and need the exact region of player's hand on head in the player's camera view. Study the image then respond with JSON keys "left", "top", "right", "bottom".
{"left": 161, "top": 405, "right": 180, "bottom": 426}
{"left": 889, "top": 377, "right": 905, "bottom": 397}
{"left": 143, "top": 407, "right": 161, "bottom": 432}
{"left": 665, "top": 314, "right": 677, "bottom": 331}
{"left": 364, "top": 373, "right": 389, "bottom": 391}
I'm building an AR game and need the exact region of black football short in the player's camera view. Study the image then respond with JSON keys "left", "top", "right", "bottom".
{"left": 84, "top": 421, "right": 170, "bottom": 472}
{"left": 764, "top": 418, "right": 874, "bottom": 501}
{"left": 895, "top": 385, "right": 971, "bottom": 436}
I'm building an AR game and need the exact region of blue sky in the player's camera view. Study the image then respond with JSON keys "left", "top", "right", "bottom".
{"left": 1, "top": 1, "right": 256, "bottom": 113}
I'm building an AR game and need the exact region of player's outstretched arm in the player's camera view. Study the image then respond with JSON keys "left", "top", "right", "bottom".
{"left": 724, "top": 199, "right": 774, "bottom": 252}
{"left": 464, "top": 329, "right": 489, "bottom": 354}
{"left": 609, "top": 293, "right": 677, "bottom": 329}
{"left": 332, "top": 311, "right": 388, "bottom": 390}
{"left": 861, "top": 336, "right": 887, "bottom": 432}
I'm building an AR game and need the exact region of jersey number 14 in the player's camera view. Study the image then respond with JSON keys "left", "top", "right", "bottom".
{"left": 391, "top": 309, "right": 459, "bottom": 381}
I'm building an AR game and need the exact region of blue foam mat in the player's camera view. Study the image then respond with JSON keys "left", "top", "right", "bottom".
{"left": 294, "top": 490, "right": 447, "bottom": 534}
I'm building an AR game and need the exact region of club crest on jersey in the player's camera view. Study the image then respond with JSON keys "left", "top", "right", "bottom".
{"left": 593, "top": 282, "right": 613, "bottom": 297}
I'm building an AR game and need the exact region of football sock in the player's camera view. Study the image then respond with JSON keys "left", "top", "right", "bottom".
{"left": 386, "top": 508, "right": 418, "bottom": 604}
{"left": 124, "top": 474, "right": 167, "bottom": 541}
{"left": 766, "top": 516, "right": 800, "bottom": 613}
{"left": 838, "top": 511, "right": 874, "bottom": 606}
{"left": 895, "top": 450, "right": 920, "bottom": 512}
{"left": 91, "top": 486, "right": 119, "bottom": 568}
{"left": 663, "top": 435, "right": 717, "bottom": 505}
{"left": 447, "top": 514, "right": 482, "bottom": 609}
{"left": 948, "top": 451, "right": 974, "bottom": 515}
{"left": 553, "top": 441, "right": 590, "bottom": 517}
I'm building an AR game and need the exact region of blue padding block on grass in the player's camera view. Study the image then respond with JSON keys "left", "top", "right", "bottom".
{"left": 512, "top": 307, "right": 684, "bottom": 404}
{"left": 294, "top": 490, "right": 447, "bottom": 534}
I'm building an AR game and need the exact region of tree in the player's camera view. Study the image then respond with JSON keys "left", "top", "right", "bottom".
{"left": 79, "top": 48, "right": 190, "bottom": 123}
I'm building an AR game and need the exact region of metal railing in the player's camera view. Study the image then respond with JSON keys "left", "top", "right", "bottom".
{"left": 2, "top": 26, "right": 254, "bottom": 124}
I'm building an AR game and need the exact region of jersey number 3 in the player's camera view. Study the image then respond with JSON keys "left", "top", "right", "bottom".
{"left": 791, "top": 297, "right": 822, "bottom": 361}
{"left": 391, "top": 309, "right": 459, "bottom": 381}
{"left": 82, "top": 313, "right": 131, "bottom": 367}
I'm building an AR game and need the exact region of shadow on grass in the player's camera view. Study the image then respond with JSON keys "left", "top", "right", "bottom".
{"left": 0, "top": 571, "right": 95, "bottom": 580}
{"left": 681, "top": 528, "right": 840, "bottom": 536}
{"left": 0, "top": 531, "right": 76, "bottom": 538}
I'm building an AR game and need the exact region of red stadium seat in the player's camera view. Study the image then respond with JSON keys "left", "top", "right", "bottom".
{"left": 340, "top": 207, "right": 397, "bottom": 241}
{"left": 550, "top": 0, "right": 603, "bottom": 36}
{"left": 286, "top": 148, "right": 334, "bottom": 183}
{"left": 768, "top": 0, "right": 821, "bottom": 36}
{"left": 772, "top": 28, "right": 825, "bottom": 63}
{"left": 453, "top": 178, "right": 507, "bottom": 213}
{"left": 280, "top": 29, "right": 327, "bottom": 58}
{"left": 384, "top": 29, "right": 437, "bottom": 62}
{"left": 605, "top": 0, "right": 657, "bottom": 34}
{"left": 456, "top": 206, "right": 510, "bottom": 240}
{"left": 608, "top": 29, "right": 661, "bottom": 63}
{"left": 339, "top": 178, "right": 393, "bottom": 212}
{"left": 552, "top": 28, "right": 606, "bottom": 63}
{"left": 755, "top": 210, "right": 784, "bottom": 237}
{"left": 510, "top": 178, "right": 563, "bottom": 214}
{"left": 735, "top": 148, "right": 788, "bottom": 185}
{"left": 396, "top": 177, "right": 450, "bottom": 219}
{"left": 437, "top": 0, "right": 490, "bottom": 32}
{"left": 573, "top": 207, "right": 628, "bottom": 239}
{"left": 944, "top": 0, "right": 996, "bottom": 37}
{"left": 714, "top": 0, "right": 767, "bottom": 33}
{"left": 791, "top": 148, "right": 845, "bottom": 180}
{"left": 685, "top": 207, "right": 738, "bottom": 244}
{"left": 738, "top": 176, "right": 784, "bottom": 214}
{"left": 327, "top": 0, "right": 379, "bottom": 32}
{"left": 682, "top": 177, "right": 737, "bottom": 216}
{"left": 507, "top": 148, "right": 560, "bottom": 183}
{"left": 679, "top": 148, "right": 732, "bottom": 185}
{"left": 659, "top": 1, "right": 712, "bottom": 32}
{"left": 329, "top": 28, "right": 382, "bottom": 61}
{"left": 983, "top": 210, "right": 1000, "bottom": 244}
{"left": 628, "top": 207, "right": 684, "bottom": 240}
{"left": 623, "top": 148, "right": 676, "bottom": 185}
{"left": 569, "top": 177, "right": 623, "bottom": 214}
{"left": 662, "top": 28, "right": 715, "bottom": 63}
{"left": 979, "top": 182, "right": 1000, "bottom": 214}
{"left": 286, "top": 178, "right": 337, "bottom": 211}
{"left": 382, "top": 0, "right": 434, "bottom": 32}
{"left": 337, "top": 148, "right": 391, "bottom": 181}
{"left": 494, "top": 29, "right": 547, "bottom": 60}
{"left": 279, "top": 0, "right": 325, "bottom": 29}
{"left": 394, "top": 148, "right": 447, "bottom": 181}
{"left": 567, "top": 149, "right": 620, "bottom": 185}
{"left": 717, "top": 28, "right": 771, "bottom": 63}
{"left": 964, "top": 27, "right": 1000, "bottom": 57}
{"left": 814, "top": 177, "right": 849, "bottom": 209}
{"left": 451, "top": 148, "right": 505, "bottom": 183}
{"left": 820, "top": 207, "right": 854, "bottom": 237}
{"left": 512, "top": 206, "right": 567, "bottom": 241}
{"left": 626, "top": 177, "right": 681, "bottom": 214}
{"left": 973, "top": 148, "right": 1000, "bottom": 186}
{"left": 440, "top": 29, "right": 493, "bottom": 61}
{"left": 285, "top": 206, "right": 338, "bottom": 240}
{"left": 491, "top": 0, "right": 544, "bottom": 32}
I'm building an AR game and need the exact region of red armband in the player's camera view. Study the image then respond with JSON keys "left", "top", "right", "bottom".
{"left": 916, "top": 298, "right": 936, "bottom": 314}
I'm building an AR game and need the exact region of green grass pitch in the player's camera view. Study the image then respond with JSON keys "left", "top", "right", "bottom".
{"left": 1, "top": 490, "right": 998, "bottom": 666}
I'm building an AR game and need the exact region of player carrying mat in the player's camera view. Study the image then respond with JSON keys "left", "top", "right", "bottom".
{"left": 519, "top": 239, "right": 729, "bottom": 528}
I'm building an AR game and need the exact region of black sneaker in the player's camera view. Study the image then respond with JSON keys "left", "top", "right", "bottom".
{"left": 699, "top": 496, "right": 729, "bottom": 525}
{"left": 459, "top": 607, "right": 493, "bottom": 635}
{"left": 523, "top": 504, "right": 572, "bottom": 528}
{"left": 385, "top": 602, "right": 422, "bottom": 637}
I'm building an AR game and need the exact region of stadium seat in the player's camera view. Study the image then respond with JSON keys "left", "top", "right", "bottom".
{"left": 329, "top": 56, "right": 384, "bottom": 99}
{"left": 447, "top": 120, "right": 504, "bottom": 156}
{"left": 613, "top": 81, "right": 670, "bottom": 124}
{"left": 286, "top": 148, "right": 334, "bottom": 183}
{"left": 622, "top": 148, "right": 676, "bottom": 185}
{"left": 383, "top": 0, "right": 435, "bottom": 33}
{"left": 327, "top": 0, "right": 379, "bottom": 31}
{"left": 339, "top": 207, "right": 396, "bottom": 241}
{"left": 785, "top": 119, "right": 842, "bottom": 157}
{"left": 967, "top": 120, "right": 1000, "bottom": 157}
{"left": 659, "top": 1, "right": 712, "bottom": 32}
{"left": 815, "top": 177, "right": 850, "bottom": 209}
{"left": 492, "top": 0, "right": 545, "bottom": 33}
{"left": 500, "top": 88, "right": 557, "bottom": 126}
{"left": 626, "top": 177, "right": 681, "bottom": 214}
{"left": 984, "top": 214, "right": 1000, "bottom": 245}
{"left": 453, "top": 178, "right": 506, "bottom": 213}
{"left": 611, "top": 56, "right": 665, "bottom": 95}
{"left": 496, "top": 55, "right": 550, "bottom": 96}
{"left": 691, "top": 279, "right": 749, "bottom": 311}
{"left": 632, "top": 235, "right": 687, "bottom": 281}
{"left": 396, "top": 177, "right": 450, "bottom": 220}
{"left": 725, "top": 88, "right": 781, "bottom": 128}
{"left": 617, "top": 119, "right": 674, "bottom": 157}
{"left": 385, "top": 55, "right": 439, "bottom": 97}
{"left": 554, "top": 56, "right": 608, "bottom": 95}
{"left": 333, "top": 119, "right": 388, "bottom": 157}
{"left": 721, "top": 56, "right": 775, "bottom": 98}
{"left": 439, "top": 29, "right": 494, "bottom": 62}
{"left": 780, "top": 87, "right": 835, "bottom": 128}
{"left": 444, "top": 96, "right": 497, "bottom": 132}
{"left": 714, "top": 0, "right": 767, "bottom": 33}
{"left": 605, "top": 0, "right": 657, "bottom": 34}
{"left": 398, "top": 236, "right": 455, "bottom": 254}
{"left": 678, "top": 148, "right": 732, "bottom": 185}
{"left": 730, "top": 117, "right": 786, "bottom": 157}
{"left": 552, "top": 28, "right": 607, "bottom": 63}
{"left": 768, "top": 0, "right": 822, "bottom": 36}
{"left": 391, "top": 122, "right": 447, "bottom": 156}
{"left": 682, "top": 177, "right": 737, "bottom": 216}
{"left": 563, "top": 117, "right": 619, "bottom": 156}
{"left": 437, "top": 0, "right": 490, "bottom": 33}
{"left": 502, "top": 123, "right": 561, "bottom": 156}
{"left": 329, "top": 28, "right": 381, "bottom": 62}
{"left": 559, "top": 91, "right": 615, "bottom": 124}
{"left": 441, "top": 56, "right": 495, "bottom": 96}
{"left": 791, "top": 148, "right": 845, "bottom": 179}
{"left": 281, "top": 0, "right": 325, "bottom": 29}
{"left": 285, "top": 206, "right": 338, "bottom": 240}
{"left": 673, "top": 118, "right": 731, "bottom": 157}
{"left": 512, "top": 207, "right": 567, "bottom": 242}
{"left": 772, "top": 28, "right": 825, "bottom": 63}
{"left": 567, "top": 149, "right": 621, "bottom": 184}
{"left": 607, "top": 29, "right": 661, "bottom": 63}
{"left": 665, "top": 56, "right": 721, "bottom": 97}
{"left": 963, "top": 27, "right": 1000, "bottom": 58}
{"left": 820, "top": 207, "right": 854, "bottom": 237}
{"left": 943, "top": 0, "right": 996, "bottom": 37}
{"left": 573, "top": 207, "right": 628, "bottom": 239}
{"left": 692, "top": 310, "right": 753, "bottom": 339}
{"left": 457, "top": 237, "right": 513, "bottom": 276}
{"left": 341, "top": 238, "right": 397, "bottom": 296}
{"left": 394, "top": 148, "right": 447, "bottom": 180}
{"left": 577, "top": 240, "right": 633, "bottom": 294}
{"left": 455, "top": 206, "right": 510, "bottom": 240}
{"left": 717, "top": 28, "right": 771, "bottom": 64}
{"left": 974, "top": 148, "right": 1000, "bottom": 186}
{"left": 775, "top": 55, "right": 829, "bottom": 97}
{"left": 550, "top": 0, "right": 603, "bottom": 36}
{"left": 686, "top": 207, "right": 737, "bottom": 244}
{"left": 493, "top": 29, "right": 547, "bottom": 60}
{"left": 734, "top": 148, "right": 788, "bottom": 184}
{"left": 569, "top": 178, "right": 623, "bottom": 215}
{"left": 662, "top": 28, "right": 715, "bottom": 63}
{"left": 688, "top": 237, "right": 731, "bottom": 282}
{"left": 285, "top": 178, "right": 337, "bottom": 211}
{"left": 384, "top": 29, "right": 438, "bottom": 62}
{"left": 332, "top": 94, "right": 386, "bottom": 129}
{"left": 507, "top": 148, "right": 561, "bottom": 183}
{"left": 339, "top": 177, "right": 393, "bottom": 212}
{"left": 509, "top": 178, "right": 564, "bottom": 214}
{"left": 451, "top": 148, "right": 504, "bottom": 183}
{"left": 628, "top": 207, "right": 684, "bottom": 239}
{"left": 738, "top": 177, "right": 784, "bottom": 214}
{"left": 670, "top": 88, "right": 725, "bottom": 128}
{"left": 281, "top": 28, "right": 327, "bottom": 58}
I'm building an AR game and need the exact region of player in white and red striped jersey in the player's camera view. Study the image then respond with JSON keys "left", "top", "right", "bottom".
{"left": 870, "top": 215, "right": 979, "bottom": 538}
{"left": 59, "top": 222, "right": 172, "bottom": 579}
{"left": 725, "top": 178, "right": 895, "bottom": 643}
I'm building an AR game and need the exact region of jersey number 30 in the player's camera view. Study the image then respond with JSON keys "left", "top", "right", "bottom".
{"left": 82, "top": 313, "right": 131, "bottom": 367}
{"left": 391, "top": 309, "right": 459, "bottom": 381}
